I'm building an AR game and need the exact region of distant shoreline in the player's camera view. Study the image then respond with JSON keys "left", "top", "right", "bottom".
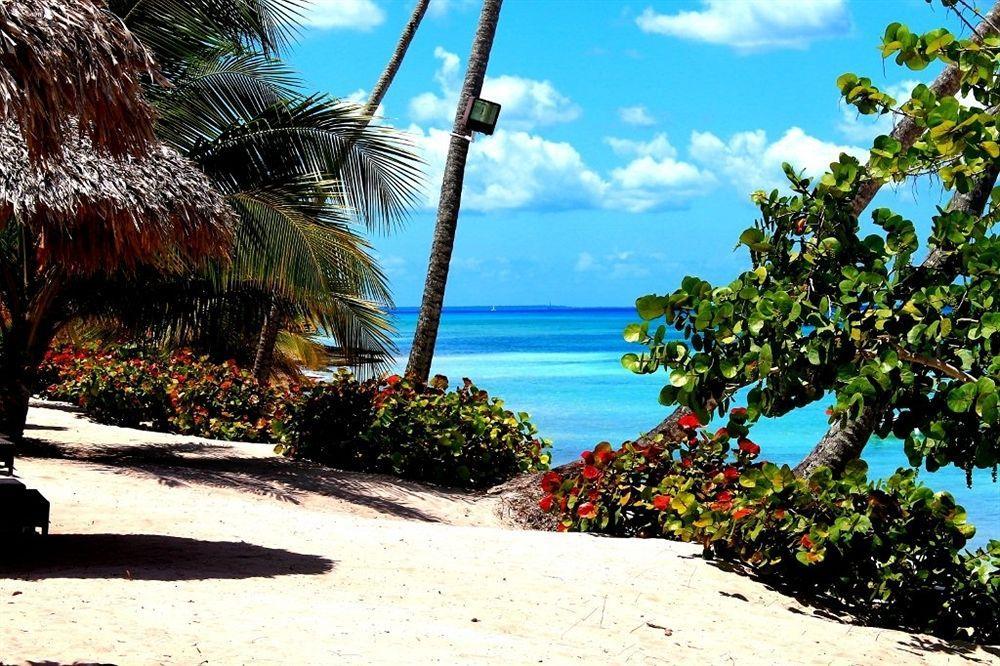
{"left": 390, "top": 305, "right": 634, "bottom": 313}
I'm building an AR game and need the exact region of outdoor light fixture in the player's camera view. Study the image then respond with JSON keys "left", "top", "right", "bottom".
{"left": 463, "top": 97, "right": 501, "bottom": 135}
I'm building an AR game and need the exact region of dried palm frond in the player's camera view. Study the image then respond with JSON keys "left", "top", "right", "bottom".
{"left": 0, "top": 0, "right": 160, "bottom": 159}
{"left": 0, "top": 122, "right": 234, "bottom": 273}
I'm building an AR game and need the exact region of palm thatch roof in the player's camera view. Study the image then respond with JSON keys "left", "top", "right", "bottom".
{"left": 0, "top": 122, "right": 234, "bottom": 273}
{"left": 0, "top": 0, "right": 159, "bottom": 160}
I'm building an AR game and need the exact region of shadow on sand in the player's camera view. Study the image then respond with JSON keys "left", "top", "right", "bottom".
{"left": 2, "top": 533, "right": 334, "bottom": 581}
{"left": 19, "top": 436, "right": 478, "bottom": 523}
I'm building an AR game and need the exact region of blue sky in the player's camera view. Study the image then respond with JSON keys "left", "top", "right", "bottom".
{"left": 286, "top": 0, "right": 966, "bottom": 306}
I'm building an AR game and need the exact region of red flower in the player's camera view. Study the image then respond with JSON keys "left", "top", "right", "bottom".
{"left": 556, "top": 523, "right": 569, "bottom": 532}
{"left": 538, "top": 495, "right": 554, "bottom": 512}
{"left": 652, "top": 494, "right": 672, "bottom": 511}
{"left": 678, "top": 413, "right": 702, "bottom": 430}
{"left": 580, "top": 450, "right": 595, "bottom": 465}
{"left": 716, "top": 490, "right": 733, "bottom": 503}
{"left": 540, "top": 471, "right": 562, "bottom": 493}
{"left": 386, "top": 374, "right": 401, "bottom": 386}
{"left": 732, "top": 508, "right": 753, "bottom": 521}
{"left": 730, "top": 407, "right": 748, "bottom": 419}
{"left": 680, "top": 456, "right": 693, "bottom": 468}
{"left": 723, "top": 466, "right": 740, "bottom": 482}
{"left": 582, "top": 465, "right": 601, "bottom": 481}
{"left": 800, "top": 535, "right": 814, "bottom": 549}
{"left": 577, "top": 502, "right": 598, "bottom": 519}
{"left": 738, "top": 438, "right": 761, "bottom": 456}
{"left": 713, "top": 427, "right": 730, "bottom": 441}
{"left": 773, "top": 508, "right": 787, "bottom": 520}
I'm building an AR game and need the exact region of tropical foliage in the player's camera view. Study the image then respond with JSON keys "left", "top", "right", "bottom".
{"left": 539, "top": 410, "right": 999, "bottom": 642}
{"left": 278, "top": 374, "right": 551, "bottom": 489}
{"left": 40, "top": 345, "right": 549, "bottom": 488}
{"left": 622, "top": 5, "right": 1000, "bottom": 476}
{"left": 98, "top": 0, "right": 424, "bottom": 377}
{"left": 39, "top": 344, "right": 285, "bottom": 441}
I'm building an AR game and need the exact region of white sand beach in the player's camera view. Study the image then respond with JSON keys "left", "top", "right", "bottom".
{"left": 1, "top": 402, "right": 995, "bottom": 665}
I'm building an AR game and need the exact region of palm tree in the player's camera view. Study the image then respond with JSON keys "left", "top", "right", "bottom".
{"left": 101, "top": 0, "right": 424, "bottom": 379}
{"left": 407, "top": 0, "right": 504, "bottom": 382}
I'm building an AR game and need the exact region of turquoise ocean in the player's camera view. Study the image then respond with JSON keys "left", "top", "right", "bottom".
{"left": 378, "top": 306, "right": 998, "bottom": 548}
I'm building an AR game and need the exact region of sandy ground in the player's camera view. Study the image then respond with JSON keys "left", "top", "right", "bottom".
{"left": 1, "top": 402, "right": 996, "bottom": 665}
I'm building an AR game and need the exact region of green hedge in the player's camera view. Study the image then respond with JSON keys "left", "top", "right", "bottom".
{"left": 539, "top": 408, "right": 999, "bottom": 643}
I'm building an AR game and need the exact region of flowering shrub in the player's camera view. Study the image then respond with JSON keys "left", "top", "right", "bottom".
{"left": 166, "top": 350, "right": 283, "bottom": 442}
{"left": 275, "top": 370, "right": 377, "bottom": 468}
{"left": 39, "top": 345, "right": 172, "bottom": 429}
{"left": 540, "top": 408, "right": 999, "bottom": 642}
{"left": 278, "top": 374, "right": 551, "bottom": 489}
{"left": 39, "top": 344, "right": 285, "bottom": 442}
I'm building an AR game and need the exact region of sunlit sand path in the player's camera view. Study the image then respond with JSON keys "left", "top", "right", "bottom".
{"left": 1, "top": 403, "right": 994, "bottom": 665}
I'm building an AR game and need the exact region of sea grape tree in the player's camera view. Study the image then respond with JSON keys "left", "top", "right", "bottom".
{"left": 623, "top": 1, "right": 1000, "bottom": 478}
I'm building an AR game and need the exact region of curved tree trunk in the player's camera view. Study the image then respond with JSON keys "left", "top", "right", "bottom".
{"left": 252, "top": 297, "right": 282, "bottom": 383}
{"left": 364, "top": 0, "right": 429, "bottom": 118}
{"left": 795, "top": 161, "right": 1000, "bottom": 477}
{"left": 639, "top": 1, "right": 1000, "bottom": 455}
{"left": 406, "top": 0, "right": 504, "bottom": 383}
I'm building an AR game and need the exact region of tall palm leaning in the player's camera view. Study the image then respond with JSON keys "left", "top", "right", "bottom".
{"left": 407, "top": 0, "right": 503, "bottom": 382}
{"left": 101, "top": 0, "right": 425, "bottom": 379}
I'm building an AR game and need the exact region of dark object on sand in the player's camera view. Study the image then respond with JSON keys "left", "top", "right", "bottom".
{"left": 0, "top": 438, "right": 12, "bottom": 475}
{"left": 0, "top": 477, "right": 49, "bottom": 536}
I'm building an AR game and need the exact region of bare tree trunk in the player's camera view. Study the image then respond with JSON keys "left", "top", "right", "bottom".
{"left": 364, "top": 0, "right": 430, "bottom": 118}
{"left": 0, "top": 335, "right": 33, "bottom": 443}
{"left": 252, "top": 297, "right": 281, "bottom": 383}
{"left": 406, "top": 0, "right": 503, "bottom": 383}
{"left": 794, "top": 162, "right": 1000, "bottom": 476}
{"left": 251, "top": 3, "right": 429, "bottom": 380}
{"left": 639, "top": 1, "right": 1000, "bottom": 449}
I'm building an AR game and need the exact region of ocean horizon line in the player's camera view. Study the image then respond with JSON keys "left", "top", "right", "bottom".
{"left": 391, "top": 305, "right": 637, "bottom": 312}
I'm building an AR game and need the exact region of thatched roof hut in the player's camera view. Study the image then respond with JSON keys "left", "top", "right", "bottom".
{"left": 0, "top": 0, "right": 159, "bottom": 160}
{"left": 0, "top": 123, "right": 234, "bottom": 273}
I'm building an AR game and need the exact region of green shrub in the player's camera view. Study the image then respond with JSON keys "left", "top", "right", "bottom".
{"left": 275, "top": 370, "right": 377, "bottom": 467}
{"left": 539, "top": 408, "right": 999, "bottom": 642}
{"left": 41, "top": 345, "right": 551, "bottom": 489}
{"left": 39, "top": 344, "right": 171, "bottom": 429}
{"left": 278, "top": 374, "right": 551, "bottom": 489}
{"left": 166, "top": 350, "right": 283, "bottom": 442}
{"left": 39, "top": 344, "right": 284, "bottom": 442}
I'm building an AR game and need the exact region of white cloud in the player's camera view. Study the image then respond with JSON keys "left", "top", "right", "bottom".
{"left": 409, "top": 48, "right": 580, "bottom": 130}
{"left": 689, "top": 127, "right": 866, "bottom": 192}
{"left": 303, "top": 0, "right": 385, "bottom": 30}
{"left": 606, "top": 133, "right": 678, "bottom": 159}
{"left": 408, "top": 126, "right": 711, "bottom": 214}
{"left": 573, "top": 250, "right": 673, "bottom": 279}
{"left": 604, "top": 134, "right": 715, "bottom": 212}
{"left": 575, "top": 252, "right": 595, "bottom": 272}
{"left": 409, "top": 126, "right": 607, "bottom": 212}
{"left": 636, "top": 0, "right": 851, "bottom": 50}
{"left": 619, "top": 105, "right": 656, "bottom": 126}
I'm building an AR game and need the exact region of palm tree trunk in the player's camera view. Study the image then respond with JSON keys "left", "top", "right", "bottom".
{"left": 638, "top": 1, "right": 1000, "bottom": 449}
{"left": 406, "top": 0, "right": 503, "bottom": 383}
{"left": 250, "top": 3, "right": 429, "bottom": 379}
{"left": 0, "top": 335, "right": 33, "bottom": 443}
{"left": 364, "top": 0, "right": 430, "bottom": 118}
{"left": 794, "top": 161, "right": 1000, "bottom": 477}
{"left": 252, "top": 297, "right": 282, "bottom": 382}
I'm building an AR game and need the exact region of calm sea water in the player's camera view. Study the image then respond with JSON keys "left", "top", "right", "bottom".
{"left": 346, "top": 307, "right": 999, "bottom": 548}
